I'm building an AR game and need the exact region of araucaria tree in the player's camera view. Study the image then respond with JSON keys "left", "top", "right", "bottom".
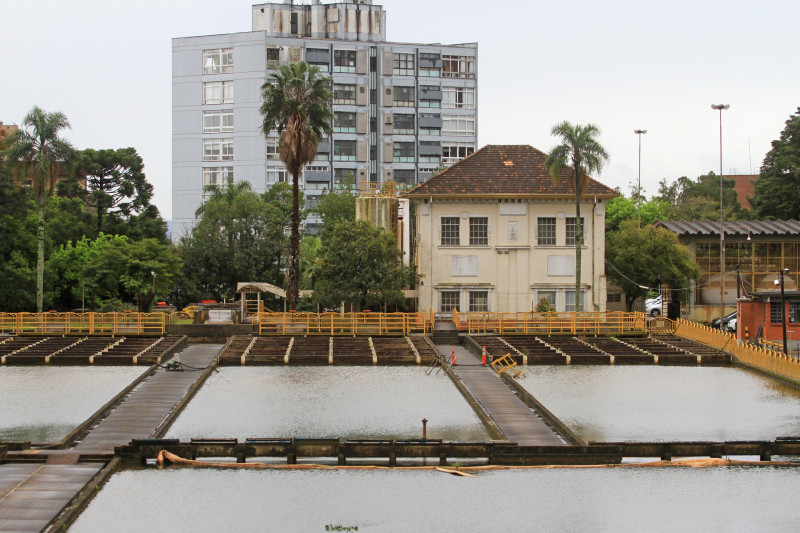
{"left": 260, "top": 61, "right": 333, "bottom": 309}
{"left": 4, "top": 107, "right": 75, "bottom": 312}
{"left": 545, "top": 122, "right": 609, "bottom": 312}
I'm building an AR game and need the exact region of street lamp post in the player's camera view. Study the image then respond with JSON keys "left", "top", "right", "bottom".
{"left": 634, "top": 129, "right": 647, "bottom": 228}
{"left": 712, "top": 104, "right": 730, "bottom": 324}
{"left": 780, "top": 268, "right": 789, "bottom": 355}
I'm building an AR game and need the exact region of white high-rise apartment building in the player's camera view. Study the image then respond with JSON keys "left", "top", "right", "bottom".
{"left": 172, "top": 0, "right": 477, "bottom": 239}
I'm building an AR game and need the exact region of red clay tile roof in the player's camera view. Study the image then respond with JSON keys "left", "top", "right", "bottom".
{"left": 406, "top": 145, "right": 618, "bottom": 199}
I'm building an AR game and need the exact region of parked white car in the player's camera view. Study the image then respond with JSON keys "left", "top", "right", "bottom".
{"left": 645, "top": 295, "right": 662, "bottom": 317}
{"left": 725, "top": 317, "right": 737, "bottom": 333}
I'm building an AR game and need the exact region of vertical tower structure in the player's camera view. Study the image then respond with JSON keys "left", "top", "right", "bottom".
{"left": 172, "top": 0, "right": 478, "bottom": 238}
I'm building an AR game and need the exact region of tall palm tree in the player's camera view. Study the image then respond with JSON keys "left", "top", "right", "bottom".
{"left": 545, "top": 121, "right": 609, "bottom": 313}
{"left": 260, "top": 61, "right": 333, "bottom": 309}
{"left": 4, "top": 107, "right": 75, "bottom": 312}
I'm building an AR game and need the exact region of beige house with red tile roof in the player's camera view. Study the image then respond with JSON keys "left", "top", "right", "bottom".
{"left": 406, "top": 145, "right": 618, "bottom": 314}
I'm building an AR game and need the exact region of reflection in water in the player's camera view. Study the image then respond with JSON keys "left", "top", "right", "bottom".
{"left": 0, "top": 366, "right": 146, "bottom": 442}
{"left": 167, "top": 367, "right": 490, "bottom": 441}
{"left": 519, "top": 366, "right": 800, "bottom": 442}
{"left": 71, "top": 466, "right": 800, "bottom": 532}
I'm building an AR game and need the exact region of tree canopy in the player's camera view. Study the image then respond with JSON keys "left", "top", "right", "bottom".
{"left": 750, "top": 107, "right": 800, "bottom": 219}
{"left": 606, "top": 220, "right": 700, "bottom": 311}
{"left": 655, "top": 173, "right": 746, "bottom": 221}
{"left": 312, "top": 220, "right": 417, "bottom": 311}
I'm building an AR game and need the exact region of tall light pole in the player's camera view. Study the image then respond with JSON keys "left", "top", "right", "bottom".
{"left": 712, "top": 104, "right": 730, "bottom": 324}
{"left": 634, "top": 129, "right": 647, "bottom": 228}
{"left": 780, "top": 268, "right": 789, "bottom": 355}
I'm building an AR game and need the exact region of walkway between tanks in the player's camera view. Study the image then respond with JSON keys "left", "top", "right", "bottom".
{"left": 440, "top": 343, "right": 566, "bottom": 446}
{"left": 0, "top": 344, "right": 221, "bottom": 532}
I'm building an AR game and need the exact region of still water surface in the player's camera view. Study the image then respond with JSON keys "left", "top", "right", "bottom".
{"left": 0, "top": 366, "right": 146, "bottom": 442}
{"left": 167, "top": 367, "right": 490, "bottom": 441}
{"left": 71, "top": 466, "right": 800, "bottom": 532}
{"left": 518, "top": 366, "right": 800, "bottom": 441}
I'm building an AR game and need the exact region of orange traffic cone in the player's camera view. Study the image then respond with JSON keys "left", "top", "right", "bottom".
{"left": 481, "top": 346, "right": 486, "bottom": 366}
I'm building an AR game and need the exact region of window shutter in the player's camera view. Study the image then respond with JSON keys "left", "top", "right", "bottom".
{"left": 383, "top": 50, "right": 394, "bottom": 76}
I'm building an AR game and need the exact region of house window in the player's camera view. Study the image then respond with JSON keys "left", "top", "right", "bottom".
{"left": 770, "top": 302, "right": 784, "bottom": 323}
{"left": 469, "top": 217, "right": 489, "bottom": 245}
{"left": 536, "top": 290, "right": 557, "bottom": 309}
{"left": 393, "top": 53, "right": 415, "bottom": 76}
{"left": 393, "top": 142, "right": 414, "bottom": 163}
{"left": 442, "top": 115, "right": 475, "bottom": 136}
{"left": 790, "top": 302, "right": 800, "bottom": 323}
{"left": 393, "top": 114, "right": 415, "bottom": 135}
{"left": 267, "top": 47, "right": 280, "bottom": 68}
{"left": 203, "top": 167, "right": 233, "bottom": 188}
{"left": 203, "top": 138, "right": 233, "bottom": 161}
{"left": 334, "top": 168, "right": 356, "bottom": 189}
{"left": 508, "top": 221, "right": 518, "bottom": 240}
{"left": 203, "top": 81, "right": 233, "bottom": 105}
{"left": 538, "top": 217, "right": 556, "bottom": 245}
{"left": 441, "top": 217, "right": 460, "bottom": 246}
{"left": 393, "top": 86, "right": 415, "bottom": 107}
{"left": 442, "top": 142, "right": 474, "bottom": 164}
{"left": 203, "top": 110, "right": 234, "bottom": 133}
{"left": 333, "top": 50, "right": 356, "bottom": 73}
{"left": 566, "top": 217, "right": 586, "bottom": 246}
{"left": 440, "top": 291, "right": 461, "bottom": 312}
{"left": 333, "top": 84, "right": 356, "bottom": 105}
{"left": 565, "top": 290, "right": 586, "bottom": 312}
{"left": 469, "top": 291, "right": 489, "bottom": 312}
{"left": 334, "top": 112, "right": 356, "bottom": 133}
{"left": 266, "top": 169, "right": 287, "bottom": 184}
{"left": 608, "top": 293, "right": 622, "bottom": 303}
{"left": 203, "top": 48, "right": 233, "bottom": 74}
{"left": 333, "top": 140, "right": 357, "bottom": 161}
{"left": 266, "top": 138, "right": 280, "bottom": 161}
{"left": 442, "top": 55, "right": 475, "bottom": 78}
{"left": 442, "top": 87, "right": 476, "bottom": 109}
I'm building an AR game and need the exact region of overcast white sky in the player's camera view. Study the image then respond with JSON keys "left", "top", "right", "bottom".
{"left": 3, "top": 0, "right": 798, "bottom": 219}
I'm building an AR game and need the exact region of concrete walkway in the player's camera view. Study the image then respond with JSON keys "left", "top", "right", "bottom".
{"left": 441, "top": 343, "right": 565, "bottom": 446}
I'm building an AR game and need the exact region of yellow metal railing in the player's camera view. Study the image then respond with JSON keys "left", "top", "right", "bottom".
{"left": 0, "top": 312, "right": 166, "bottom": 336}
{"left": 674, "top": 319, "right": 800, "bottom": 383}
{"left": 256, "top": 311, "right": 433, "bottom": 336}
{"left": 491, "top": 353, "right": 525, "bottom": 378}
{"left": 451, "top": 310, "right": 647, "bottom": 336}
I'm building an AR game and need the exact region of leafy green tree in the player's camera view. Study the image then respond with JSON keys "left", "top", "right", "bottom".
{"left": 605, "top": 193, "right": 670, "bottom": 234}
{"left": 656, "top": 173, "right": 745, "bottom": 220}
{"left": 606, "top": 220, "right": 700, "bottom": 311}
{"left": 750, "top": 107, "right": 800, "bottom": 219}
{"left": 313, "top": 220, "right": 418, "bottom": 311}
{"left": 76, "top": 148, "right": 153, "bottom": 235}
{"left": 545, "top": 122, "right": 609, "bottom": 312}
{"left": 314, "top": 189, "right": 355, "bottom": 238}
{"left": 3, "top": 106, "right": 75, "bottom": 312}
{"left": 0, "top": 165, "right": 37, "bottom": 311}
{"left": 260, "top": 61, "right": 334, "bottom": 309}
{"left": 178, "top": 179, "right": 287, "bottom": 303}
{"left": 299, "top": 236, "right": 322, "bottom": 290}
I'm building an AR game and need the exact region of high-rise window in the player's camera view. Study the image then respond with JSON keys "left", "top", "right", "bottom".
{"left": 266, "top": 138, "right": 280, "bottom": 161}
{"left": 442, "top": 55, "right": 475, "bottom": 78}
{"left": 334, "top": 50, "right": 356, "bottom": 73}
{"left": 393, "top": 114, "right": 415, "bottom": 135}
{"left": 418, "top": 53, "right": 441, "bottom": 77}
{"left": 442, "top": 115, "right": 475, "bottom": 136}
{"left": 442, "top": 142, "right": 474, "bottom": 164}
{"left": 442, "top": 87, "right": 476, "bottom": 109}
{"left": 203, "top": 110, "right": 234, "bottom": 133}
{"left": 441, "top": 217, "right": 460, "bottom": 246}
{"left": 566, "top": 217, "right": 585, "bottom": 246}
{"left": 203, "top": 81, "right": 233, "bottom": 105}
{"left": 203, "top": 138, "right": 234, "bottom": 161}
{"left": 393, "top": 142, "right": 414, "bottom": 162}
{"left": 334, "top": 112, "right": 356, "bottom": 133}
{"left": 469, "top": 217, "right": 489, "bottom": 245}
{"left": 333, "top": 84, "right": 356, "bottom": 105}
{"left": 203, "top": 167, "right": 233, "bottom": 187}
{"left": 393, "top": 86, "right": 415, "bottom": 107}
{"left": 333, "top": 140, "right": 357, "bottom": 161}
{"left": 203, "top": 49, "right": 233, "bottom": 74}
{"left": 393, "top": 53, "right": 415, "bottom": 76}
{"left": 537, "top": 217, "right": 556, "bottom": 245}
{"left": 334, "top": 168, "right": 356, "bottom": 189}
